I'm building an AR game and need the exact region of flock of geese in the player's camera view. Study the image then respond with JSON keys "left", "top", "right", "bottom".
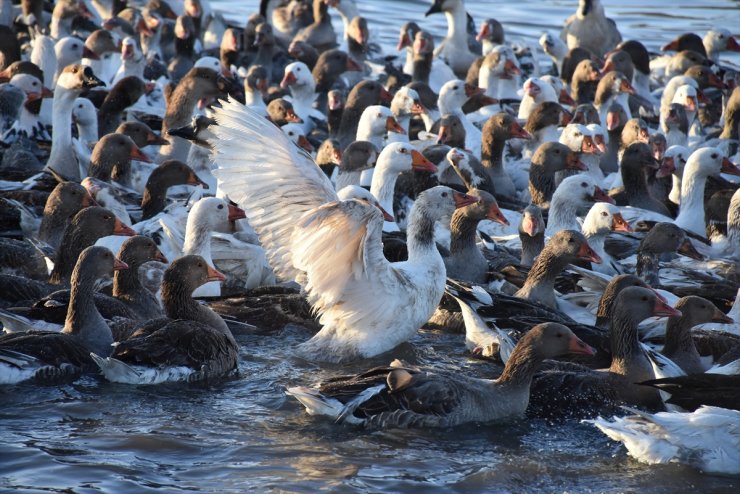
{"left": 0, "top": 0, "right": 738, "bottom": 476}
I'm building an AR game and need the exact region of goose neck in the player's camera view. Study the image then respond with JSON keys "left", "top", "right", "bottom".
{"left": 406, "top": 208, "right": 438, "bottom": 261}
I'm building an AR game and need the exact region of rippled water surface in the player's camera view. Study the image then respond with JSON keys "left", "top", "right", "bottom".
{"left": 3, "top": 1, "right": 740, "bottom": 492}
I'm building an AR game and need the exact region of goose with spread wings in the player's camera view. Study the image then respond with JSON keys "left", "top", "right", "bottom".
{"left": 210, "top": 98, "right": 479, "bottom": 362}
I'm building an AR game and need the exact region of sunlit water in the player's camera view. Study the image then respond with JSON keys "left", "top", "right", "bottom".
{"left": 2, "top": 1, "right": 740, "bottom": 492}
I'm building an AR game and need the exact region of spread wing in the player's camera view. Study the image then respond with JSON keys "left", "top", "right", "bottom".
{"left": 210, "top": 97, "right": 338, "bottom": 281}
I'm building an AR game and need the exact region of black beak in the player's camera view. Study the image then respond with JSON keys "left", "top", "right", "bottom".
{"left": 167, "top": 123, "right": 197, "bottom": 141}
{"left": 425, "top": 0, "right": 443, "bottom": 16}
{"left": 83, "top": 70, "right": 105, "bottom": 89}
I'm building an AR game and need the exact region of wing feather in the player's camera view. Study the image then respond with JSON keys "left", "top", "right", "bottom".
{"left": 210, "top": 98, "right": 338, "bottom": 280}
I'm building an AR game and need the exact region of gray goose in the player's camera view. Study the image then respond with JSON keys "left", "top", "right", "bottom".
{"left": 0, "top": 246, "right": 125, "bottom": 384}
{"left": 288, "top": 322, "right": 595, "bottom": 428}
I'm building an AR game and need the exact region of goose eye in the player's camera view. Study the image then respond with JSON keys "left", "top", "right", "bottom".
{"left": 441, "top": 192, "right": 448, "bottom": 198}
{"left": 711, "top": 153, "right": 718, "bottom": 159}
{"left": 556, "top": 333, "right": 562, "bottom": 338}
{"left": 581, "top": 182, "right": 587, "bottom": 187}
{"left": 103, "top": 215, "right": 110, "bottom": 220}
{"left": 601, "top": 211, "right": 608, "bottom": 217}
{"left": 217, "top": 204, "right": 224, "bottom": 210}
{"left": 198, "top": 262, "right": 203, "bottom": 268}
{"left": 452, "top": 85, "right": 458, "bottom": 90}
{"left": 642, "top": 296, "right": 648, "bottom": 301}
{"left": 288, "top": 131, "right": 294, "bottom": 136}
{"left": 296, "top": 67, "right": 301, "bottom": 71}
{"left": 400, "top": 148, "right": 407, "bottom": 154}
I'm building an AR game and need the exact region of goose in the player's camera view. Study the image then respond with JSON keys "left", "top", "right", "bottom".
{"left": 292, "top": 0, "right": 337, "bottom": 54}
{"left": 614, "top": 142, "right": 673, "bottom": 217}
{"left": 87, "top": 133, "right": 151, "bottom": 190}
{"left": 410, "top": 29, "right": 457, "bottom": 93}
{"left": 397, "top": 21, "right": 456, "bottom": 90}
{"left": 528, "top": 287, "right": 681, "bottom": 418}
{"left": 528, "top": 141, "right": 586, "bottom": 208}
{"left": 211, "top": 98, "right": 480, "bottom": 362}
{"left": 424, "top": 0, "right": 479, "bottom": 78}
{"left": 481, "top": 112, "right": 531, "bottom": 198}
{"left": 1, "top": 72, "right": 53, "bottom": 144}
{"left": 477, "top": 45, "right": 520, "bottom": 105}
{"left": 586, "top": 406, "right": 740, "bottom": 475}
{"left": 443, "top": 189, "right": 509, "bottom": 284}
{"left": 476, "top": 18, "right": 505, "bottom": 56}
{"left": 141, "top": 160, "right": 209, "bottom": 220}
{"left": 334, "top": 141, "right": 378, "bottom": 191}
{"left": 514, "top": 230, "right": 602, "bottom": 310}
{"left": 46, "top": 64, "right": 105, "bottom": 181}
{"left": 635, "top": 223, "right": 704, "bottom": 287}
{"left": 387, "top": 86, "right": 425, "bottom": 144}
{"left": 599, "top": 103, "right": 628, "bottom": 174}
{"left": 266, "top": 98, "right": 304, "bottom": 126}
{"left": 336, "top": 80, "right": 392, "bottom": 149}
{"left": 90, "top": 255, "right": 239, "bottom": 384}
{"left": 287, "top": 322, "right": 595, "bottom": 428}
{"left": 546, "top": 174, "right": 614, "bottom": 236}
{"left": 703, "top": 28, "right": 740, "bottom": 62}
{"left": 581, "top": 202, "right": 632, "bottom": 275}
{"left": 519, "top": 205, "right": 546, "bottom": 267}
{"left": 558, "top": 123, "right": 603, "bottom": 184}
{"left": 664, "top": 145, "right": 690, "bottom": 208}
{"left": 71, "top": 97, "right": 98, "bottom": 172}
{"left": 661, "top": 296, "right": 734, "bottom": 374}
{"left": 159, "top": 66, "right": 229, "bottom": 162}
{"left": 560, "top": 0, "right": 622, "bottom": 58}
{"left": 523, "top": 101, "right": 571, "bottom": 160}
{"left": 242, "top": 65, "right": 268, "bottom": 116}
{"left": 661, "top": 103, "right": 689, "bottom": 149}
{"left": 38, "top": 181, "right": 97, "bottom": 250}
{"left": 50, "top": 0, "right": 92, "bottom": 40}
{"left": 595, "top": 71, "right": 635, "bottom": 127}
{"left": 675, "top": 148, "right": 740, "bottom": 236}
{"left": 370, "top": 142, "right": 437, "bottom": 233}
{"left": 280, "top": 61, "right": 324, "bottom": 134}
{"left": 570, "top": 59, "right": 601, "bottom": 105}
{"left": 82, "top": 29, "right": 121, "bottom": 87}
{"left": 518, "top": 78, "right": 557, "bottom": 121}
{"left": 438, "top": 80, "right": 484, "bottom": 157}
{"left": 112, "top": 36, "right": 146, "bottom": 86}
{"left": 0, "top": 246, "right": 125, "bottom": 385}
{"left": 540, "top": 32, "right": 568, "bottom": 77}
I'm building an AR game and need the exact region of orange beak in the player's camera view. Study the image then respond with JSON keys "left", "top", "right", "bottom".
{"left": 379, "top": 87, "right": 392, "bottom": 103}
{"left": 411, "top": 150, "right": 437, "bottom": 172}
{"left": 576, "top": 241, "right": 602, "bottom": 264}
{"left": 280, "top": 71, "right": 297, "bottom": 88}
{"left": 594, "top": 135, "right": 607, "bottom": 153}
{"left": 129, "top": 145, "right": 151, "bottom": 163}
{"left": 464, "top": 83, "right": 483, "bottom": 97}
{"left": 227, "top": 204, "right": 246, "bottom": 221}
{"left": 521, "top": 214, "right": 539, "bottom": 237}
{"left": 721, "top": 157, "right": 740, "bottom": 176}
{"left": 113, "top": 257, "right": 129, "bottom": 270}
{"left": 206, "top": 265, "right": 226, "bottom": 282}
{"left": 684, "top": 95, "right": 697, "bottom": 112}
{"left": 297, "top": 135, "right": 314, "bottom": 152}
{"left": 652, "top": 295, "right": 682, "bottom": 318}
{"left": 606, "top": 111, "right": 621, "bottom": 131}
{"left": 581, "top": 135, "right": 597, "bottom": 154}
{"left": 661, "top": 38, "right": 680, "bottom": 51}
{"left": 727, "top": 36, "right": 740, "bottom": 52}
{"left": 486, "top": 202, "right": 509, "bottom": 225}
{"left": 475, "top": 23, "right": 490, "bottom": 43}
{"left": 285, "top": 110, "right": 303, "bottom": 123}
{"left": 568, "top": 335, "right": 596, "bottom": 356}
{"left": 113, "top": 218, "right": 136, "bottom": 236}
{"left": 153, "top": 249, "right": 168, "bottom": 263}
{"left": 503, "top": 59, "right": 520, "bottom": 78}
{"left": 566, "top": 151, "right": 587, "bottom": 170}
{"left": 386, "top": 116, "right": 406, "bottom": 134}
{"left": 620, "top": 79, "right": 636, "bottom": 94}
{"left": 453, "top": 191, "right": 480, "bottom": 208}
{"left": 437, "top": 125, "right": 450, "bottom": 144}
{"left": 593, "top": 186, "right": 615, "bottom": 204}
{"left": 411, "top": 99, "right": 426, "bottom": 114}
{"left": 611, "top": 213, "right": 632, "bottom": 232}
{"left": 656, "top": 157, "right": 675, "bottom": 178}
{"left": 559, "top": 88, "right": 575, "bottom": 106}
{"left": 346, "top": 57, "right": 363, "bottom": 72}
{"left": 510, "top": 122, "right": 531, "bottom": 139}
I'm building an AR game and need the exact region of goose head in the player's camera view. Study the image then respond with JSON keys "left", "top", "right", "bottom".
{"left": 648, "top": 133, "right": 667, "bottom": 163}
{"left": 671, "top": 84, "right": 700, "bottom": 114}
{"left": 425, "top": 0, "right": 461, "bottom": 16}
{"left": 337, "top": 185, "right": 394, "bottom": 221}
{"left": 120, "top": 36, "right": 142, "bottom": 63}
{"left": 596, "top": 71, "right": 635, "bottom": 103}
{"left": 477, "top": 18, "right": 505, "bottom": 50}
{"left": 390, "top": 86, "right": 425, "bottom": 118}
{"left": 267, "top": 98, "right": 303, "bottom": 125}
{"left": 686, "top": 147, "right": 740, "bottom": 178}
{"left": 76, "top": 245, "right": 129, "bottom": 284}
{"left": 462, "top": 188, "right": 509, "bottom": 226}
{"left": 662, "top": 102, "right": 689, "bottom": 133}
{"left": 316, "top": 138, "right": 343, "bottom": 166}
{"left": 605, "top": 102, "right": 628, "bottom": 132}
{"left": 281, "top": 123, "right": 313, "bottom": 152}
{"left": 358, "top": 105, "right": 405, "bottom": 138}
{"left": 664, "top": 145, "right": 689, "bottom": 180}
{"left": 194, "top": 56, "right": 231, "bottom": 79}
{"left": 583, "top": 202, "right": 632, "bottom": 236}
{"left": 280, "top": 61, "right": 313, "bottom": 90}
{"left": 413, "top": 30, "right": 435, "bottom": 58}
{"left": 482, "top": 45, "right": 521, "bottom": 81}
{"left": 519, "top": 204, "right": 545, "bottom": 237}
{"left": 55, "top": 36, "right": 94, "bottom": 68}
{"left": 703, "top": 28, "right": 740, "bottom": 58}
{"left": 532, "top": 141, "right": 586, "bottom": 173}
{"left": 639, "top": 222, "right": 703, "bottom": 260}
{"left": 85, "top": 29, "right": 120, "bottom": 59}
{"left": 541, "top": 74, "right": 574, "bottom": 106}
{"left": 377, "top": 142, "right": 437, "bottom": 175}
{"left": 148, "top": 159, "right": 208, "bottom": 190}
{"left": 525, "top": 101, "right": 571, "bottom": 133}
{"left": 601, "top": 49, "right": 634, "bottom": 81}
{"left": 56, "top": 64, "right": 104, "bottom": 92}
{"left": 120, "top": 121, "right": 171, "bottom": 148}
{"left": 9, "top": 73, "right": 52, "bottom": 105}
{"left": 327, "top": 89, "right": 345, "bottom": 111}
{"left": 436, "top": 113, "right": 466, "bottom": 146}
{"left": 188, "top": 197, "right": 246, "bottom": 236}
{"left": 540, "top": 31, "right": 568, "bottom": 62}
{"left": 245, "top": 65, "right": 268, "bottom": 94}
{"left": 438, "top": 79, "right": 479, "bottom": 113}
{"left": 118, "top": 235, "right": 168, "bottom": 266}
{"left": 72, "top": 97, "right": 97, "bottom": 127}
{"left": 397, "top": 21, "right": 421, "bottom": 51}
{"left": 586, "top": 123, "right": 608, "bottom": 152}
{"left": 621, "top": 118, "right": 649, "bottom": 146}
{"left": 164, "top": 255, "right": 225, "bottom": 295}
{"left": 340, "top": 140, "right": 378, "bottom": 172}
{"left": 560, "top": 123, "right": 599, "bottom": 155}
{"left": 553, "top": 174, "right": 614, "bottom": 207}
{"left": 415, "top": 186, "right": 480, "bottom": 221}
{"left": 546, "top": 229, "right": 602, "bottom": 264}
{"left": 614, "top": 286, "right": 682, "bottom": 323}
{"left": 525, "top": 322, "right": 596, "bottom": 359}
{"left": 445, "top": 147, "right": 478, "bottom": 182}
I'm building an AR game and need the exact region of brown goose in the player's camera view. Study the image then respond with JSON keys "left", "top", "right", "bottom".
{"left": 662, "top": 296, "right": 733, "bottom": 374}
{"left": 611, "top": 142, "right": 672, "bottom": 216}
{"left": 37, "top": 181, "right": 96, "bottom": 250}
{"left": 517, "top": 205, "right": 546, "bottom": 268}
{"left": 571, "top": 59, "right": 601, "bottom": 105}
{"left": 292, "top": 0, "right": 337, "bottom": 53}
{"left": 528, "top": 286, "right": 681, "bottom": 418}
{"left": 0, "top": 246, "right": 125, "bottom": 384}
{"left": 97, "top": 76, "right": 153, "bottom": 136}
{"left": 90, "top": 255, "right": 239, "bottom": 384}
{"left": 141, "top": 160, "right": 209, "bottom": 220}
{"left": 514, "top": 230, "right": 601, "bottom": 309}
{"left": 115, "top": 121, "right": 169, "bottom": 149}
{"left": 288, "top": 322, "right": 595, "bottom": 428}
{"left": 481, "top": 113, "right": 531, "bottom": 199}
{"left": 336, "top": 80, "right": 392, "bottom": 149}
{"left": 87, "top": 133, "right": 151, "bottom": 186}
{"left": 528, "top": 141, "right": 586, "bottom": 208}
{"left": 334, "top": 140, "right": 378, "bottom": 190}
{"left": 636, "top": 222, "right": 703, "bottom": 287}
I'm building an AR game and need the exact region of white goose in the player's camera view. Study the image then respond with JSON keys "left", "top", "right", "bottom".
{"left": 425, "top": 0, "right": 478, "bottom": 77}
{"left": 357, "top": 105, "right": 405, "bottom": 186}
{"left": 546, "top": 174, "right": 613, "bottom": 236}
{"left": 586, "top": 406, "right": 740, "bottom": 475}
{"left": 71, "top": 97, "right": 98, "bottom": 174}
{"left": 280, "top": 61, "right": 324, "bottom": 134}
{"left": 112, "top": 36, "right": 145, "bottom": 86}
{"left": 439, "top": 80, "right": 482, "bottom": 157}
{"left": 387, "top": 86, "right": 425, "bottom": 144}
{"left": 1, "top": 73, "right": 52, "bottom": 144}
{"left": 369, "top": 142, "right": 437, "bottom": 233}
{"left": 211, "top": 98, "right": 480, "bottom": 362}
{"left": 675, "top": 147, "right": 740, "bottom": 236}
{"left": 581, "top": 202, "right": 632, "bottom": 275}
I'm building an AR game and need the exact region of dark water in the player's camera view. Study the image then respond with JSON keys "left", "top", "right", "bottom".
{"left": 3, "top": 1, "right": 740, "bottom": 492}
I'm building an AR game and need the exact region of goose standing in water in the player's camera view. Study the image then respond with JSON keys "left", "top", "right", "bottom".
{"left": 287, "top": 322, "right": 595, "bottom": 428}
{"left": 211, "top": 98, "right": 479, "bottom": 362}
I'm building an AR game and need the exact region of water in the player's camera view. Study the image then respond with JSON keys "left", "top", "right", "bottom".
{"left": 3, "top": 1, "right": 740, "bottom": 492}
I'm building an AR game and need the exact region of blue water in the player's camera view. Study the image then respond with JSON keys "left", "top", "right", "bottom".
{"left": 2, "top": 1, "right": 739, "bottom": 492}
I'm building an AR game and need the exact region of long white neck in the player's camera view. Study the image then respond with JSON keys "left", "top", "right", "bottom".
{"left": 438, "top": 98, "right": 463, "bottom": 118}
{"left": 370, "top": 159, "right": 401, "bottom": 230}
{"left": 78, "top": 121, "right": 98, "bottom": 145}
{"left": 676, "top": 164, "right": 707, "bottom": 234}
{"left": 498, "top": 78, "right": 520, "bottom": 100}
{"left": 183, "top": 219, "right": 213, "bottom": 262}
{"left": 47, "top": 86, "right": 79, "bottom": 179}
{"left": 444, "top": 3, "right": 467, "bottom": 46}
{"left": 356, "top": 123, "right": 385, "bottom": 148}
{"left": 546, "top": 199, "right": 583, "bottom": 235}
{"left": 669, "top": 174, "right": 682, "bottom": 205}
{"left": 403, "top": 47, "right": 414, "bottom": 75}
{"left": 245, "top": 87, "right": 266, "bottom": 110}
{"left": 290, "top": 80, "right": 316, "bottom": 104}
{"left": 479, "top": 69, "right": 497, "bottom": 95}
